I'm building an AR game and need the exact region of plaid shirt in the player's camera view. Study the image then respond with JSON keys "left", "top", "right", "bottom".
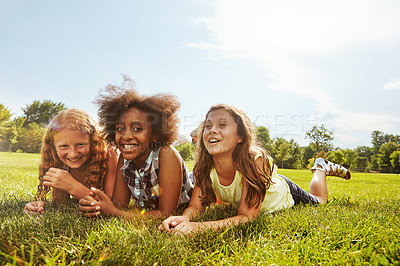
{"left": 121, "top": 146, "right": 193, "bottom": 210}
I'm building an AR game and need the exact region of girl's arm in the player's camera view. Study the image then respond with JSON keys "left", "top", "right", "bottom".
{"left": 165, "top": 180, "right": 261, "bottom": 234}
{"left": 42, "top": 168, "right": 91, "bottom": 200}
{"left": 79, "top": 154, "right": 131, "bottom": 217}
{"left": 103, "top": 145, "right": 196, "bottom": 219}
{"left": 141, "top": 145, "right": 186, "bottom": 218}
{"left": 159, "top": 184, "right": 205, "bottom": 232}
{"left": 103, "top": 149, "right": 119, "bottom": 198}
{"left": 44, "top": 150, "right": 119, "bottom": 201}
{"left": 181, "top": 185, "right": 206, "bottom": 220}
{"left": 161, "top": 157, "right": 266, "bottom": 234}
{"left": 111, "top": 154, "right": 133, "bottom": 208}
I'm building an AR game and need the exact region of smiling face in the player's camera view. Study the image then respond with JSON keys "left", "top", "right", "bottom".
{"left": 53, "top": 128, "right": 91, "bottom": 169}
{"left": 115, "top": 107, "right": 155, "bottom": 167}
{"left": 203, "top": 108, "right": 242, "bottom": 158}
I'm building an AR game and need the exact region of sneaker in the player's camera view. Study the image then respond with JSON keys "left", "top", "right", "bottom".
{"left": 311, "top": 158, "right": 351, "bottom": 180}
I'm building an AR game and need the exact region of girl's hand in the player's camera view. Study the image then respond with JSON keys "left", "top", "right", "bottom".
{"left": 159, "top": 217, "right": 204, "bottom": 234}
{"left": 24, "top": 201, "right": 46, "bottom": 215}
{"left": 78, "top": 193, "right": 100, "bottom": 218}
{"left": 42, "top": 168, "right": 78, "bottom": 194}
{"left": 173, "top": 221, "right": 205, "bottom": 234}
{"left": 158, "top": 216, "right": 189, "bottom": 232}
{"left": 80, "top": 187, "right": 122, "bottom": 217}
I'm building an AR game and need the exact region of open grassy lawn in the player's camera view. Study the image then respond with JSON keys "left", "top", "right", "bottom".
{"left": 1, "top": 152, "right": 399, "bottom": 265}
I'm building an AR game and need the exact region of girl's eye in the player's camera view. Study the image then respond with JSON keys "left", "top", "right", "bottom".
{"left": 58, "top": 145, "right": 68, "bottom": 149}
{"left": 133, "top": 127, "right": 143, "bottom": 131}
{"left": 116, "top": 126, "right": 124, "bottom": 132}
{"left": 205, "top": 124, "right": 212, "bottom": 129}
{"left": 219, "top": 123, "right": 226, "bottom": 127}
{"left": 77, "top": 143, "right": 88, "bottom": 147}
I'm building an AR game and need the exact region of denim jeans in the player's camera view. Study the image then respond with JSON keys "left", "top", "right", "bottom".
{"left": 278, "top": 174, "right": 320, "bottom": 205}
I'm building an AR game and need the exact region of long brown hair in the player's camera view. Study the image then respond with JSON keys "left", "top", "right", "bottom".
{"left": 35, "top": 109, "right": 109, "bottom": 202}
{"left": 193, "top": 104, "right": 274, "bottom": 208}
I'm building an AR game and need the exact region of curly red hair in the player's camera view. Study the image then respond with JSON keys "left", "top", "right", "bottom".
{"left": 35, "top": 109, "right": 108, "bottom": 202}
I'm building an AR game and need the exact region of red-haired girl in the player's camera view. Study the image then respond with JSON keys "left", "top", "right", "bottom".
{"left": 24, "top": 109, "right": 118, "bottom": 214}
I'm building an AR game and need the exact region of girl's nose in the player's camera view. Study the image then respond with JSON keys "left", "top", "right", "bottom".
{"left": 122, "top": 130, "right": 134, "bottom": 140}
{"left": 69, "top": 147, "right": 78, "bottom": 157}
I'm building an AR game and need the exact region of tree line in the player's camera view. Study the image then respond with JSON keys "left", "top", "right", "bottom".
{"left": 177, "top": 124, "right": 400, "bottom": 173}
{"left": 258, "top": 125, "right": 400, "bottom": 173}
{"left": 1, "top": 100, "right": 399, "bottom": 173}
{"left": 0, "top": 100, "right": 66, "bottom": 153}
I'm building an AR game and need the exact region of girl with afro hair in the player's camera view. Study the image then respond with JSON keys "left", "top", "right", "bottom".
{"left": 79, "top": 77, "right": 193, "bottom": 218}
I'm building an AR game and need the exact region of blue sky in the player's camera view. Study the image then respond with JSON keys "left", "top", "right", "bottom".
{"left": 1, "top": 0, "right": 400, "bottom": 148}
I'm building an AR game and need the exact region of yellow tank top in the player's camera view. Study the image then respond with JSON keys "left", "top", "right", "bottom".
{"left": 210, "top": 155, "right": 294, "bottom": 213}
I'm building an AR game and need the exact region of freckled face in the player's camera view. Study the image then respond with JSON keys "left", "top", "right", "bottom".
{"left": 203, "top": 108, "right": 242, "bottom": 157}
{"left": 53, "top": 128, "right": 91, "bottom": 169}
{"left": 115, "top": 107, "right": 155, "bottom": 167}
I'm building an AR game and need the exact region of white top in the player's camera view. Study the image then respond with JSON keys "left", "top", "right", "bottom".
{"left": 210, "top": 155, "right": 294, "bottom": 213}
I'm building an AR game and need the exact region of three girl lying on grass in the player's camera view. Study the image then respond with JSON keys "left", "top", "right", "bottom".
{"left": 24, "top": 79, "right": 350, "bottom": 235}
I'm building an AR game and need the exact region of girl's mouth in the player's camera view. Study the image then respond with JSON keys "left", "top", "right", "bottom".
{"left": 208, "top": 139, "right": 220, "bottom": 144}
{"left": 122, "top": 144, "right": 139, "bottom": 150}
{"left": 68, "top": 157, "right": 82, "bottom": 162}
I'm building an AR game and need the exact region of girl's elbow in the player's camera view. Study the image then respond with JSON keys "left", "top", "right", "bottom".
{"left": 158, "top": 207, "right": 176, "bottom": 218}
{"left": 238, "top": 208, "right": 260, "bottom": 221}
{"left": 248, "top": 213, "right": 259, "bottom": 221}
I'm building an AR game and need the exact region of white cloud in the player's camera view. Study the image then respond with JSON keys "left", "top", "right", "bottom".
{"left": 383, "top": 80, "right": 400, "bottom": 90}
{"left": 188, "top": 0, "right": 400, "bottom": 147}
{"left": 315, "top": 103, "right": 400, "bottom": 148}
{"left": 189, "top": 0, "right": 400, "bottom": 100}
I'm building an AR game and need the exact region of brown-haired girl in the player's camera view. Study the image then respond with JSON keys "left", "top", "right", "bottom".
{"left": 24, "top": 109, "right": 118, "bottom": 214}
{"left": 79, "top": 78, "right": 193, "bottom": 218}
{"left": 159, "top": 104, "right": 350, "bottom": 234}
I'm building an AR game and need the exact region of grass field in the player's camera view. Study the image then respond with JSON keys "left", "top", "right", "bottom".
{"left": 0, "top": 152, "right": 399, "bottom": 265}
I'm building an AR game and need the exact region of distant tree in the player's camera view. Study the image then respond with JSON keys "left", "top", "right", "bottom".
{"left": 0, "top": 122, "right": 18, "bottom": 152}
{"left": 370, "top": 155, "right": 379, "bottom": 171}
{"left": 390, "top": 151, "right": 400, "bottom": 173}
{"left": 371, "top": 131, "right": 400, "bottom": 155}
{"left": 0, "top": 104, "right": 12, "bottom": 125}
{"left": 355, "top": 146, "right": 372, "bottom": 162}
{"left": 5, "top": 117, "right": 26, "bottom": 152}
{"left": 22, "top": 100, "right": 66, "bottom": 127}
{"left": 378, "top": 142, "right": 399, "bottom": 172}
{"left": 353, "top": 157, "right": 370, "bottom": 172}
{"left": 327, "top": 150, "right": 345, "bottom": 165}
{"left": 383, "top": 134, "right": 400, "bottom": 146}
{"left": 175, "top": 142, "right": 195, "bottom": 161}
{"left": 371, "top": 131, "right": 385, "bottom": 155}
{"left": 305, "top": 124, "right": 334, "bottom": 155}
{"left": 14, "top": 122, "right": 45, "bottom": 153}
{"left": 256, "top": 126, "right": 273, "bottom": 152}
{"left": 343, "top": 149, "right": 357, "bottom": 169}
{"left": 300, "top": 146, "right": 314, "bottom": 168}
{"left": 0, "top": 105, "right": 15, "bottom": 151}
{"left": 275, "top": 142, "right": 291, "bottom": 169}
{"left": 273, "top": 138, "right": 300, "bottom": 169}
